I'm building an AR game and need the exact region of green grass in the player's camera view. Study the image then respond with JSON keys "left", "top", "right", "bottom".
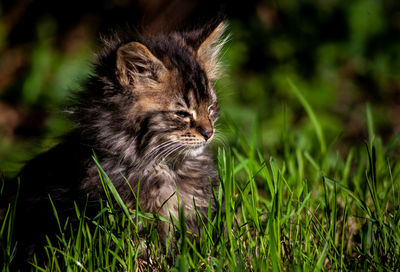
{"left": 1, "top": 83, "right": 400, "bottom": 271}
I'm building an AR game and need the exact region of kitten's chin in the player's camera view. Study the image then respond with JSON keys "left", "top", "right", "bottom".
{"left": 188, "top": 145, "right": 206, "bottom": 157}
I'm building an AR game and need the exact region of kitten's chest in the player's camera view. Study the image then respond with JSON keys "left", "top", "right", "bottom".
{"left": 142, "top": 161, "right": 214, "bottom": 210}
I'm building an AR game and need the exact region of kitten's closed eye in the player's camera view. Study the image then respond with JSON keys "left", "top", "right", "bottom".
{"left": 176, "top": 111, "right": 192, "bottom": 118}
{"left": 208, "top": 105, "right": 219, "bottom": 120}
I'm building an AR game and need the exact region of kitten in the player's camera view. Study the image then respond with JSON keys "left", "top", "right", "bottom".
{"left": 10, "top": 21, "right": 226, "bottom": 266}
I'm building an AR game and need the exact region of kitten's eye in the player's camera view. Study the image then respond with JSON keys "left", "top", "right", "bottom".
{"left": 210, "top": 111, "right": 219, "bottom": 121}
{"left": 208, "top": 104, "right": 219, "bottom": 121}
{"left": 176, "top": 111, "right": 192, "bottom": 118}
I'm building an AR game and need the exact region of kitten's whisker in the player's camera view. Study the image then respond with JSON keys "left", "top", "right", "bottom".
{"left": 143, "top": 140, "right": 174, "bottom": 159}
{"left": 144, "top": 140, "right": 177, "bottom": 157}
{"left": 148, "top": 146, "right": 175, "bottom": 166}
{"left": 213, "top": 134, "right": 225, "bottom": 144}
{"left": 213, "top": 134, "right": 229, "bottom": 148}
{"left": 171, "top": 146, "right": 189, "bottom": 169}
{"left": 162, "top": 145, "right": 183, "bottom": 161}
{"left": 152, "top": 143, "right": 181, "bottom": 165}
{"left": 216, "top": 137, "right": 229, "bottom": 148}
{"left": 160, "top": 144, "right": 184, "bottom": 164}
{"left": 142, "top": 140, "right": 179, "bottom": 162}
{"left": 214, "top": 130, "right": 226, "bottom": 137}
{"left": 178, "top": 146, "right": 190, "bottom": 166}
{"left": 136, "top": 140, "right": 179, "bottom": 169}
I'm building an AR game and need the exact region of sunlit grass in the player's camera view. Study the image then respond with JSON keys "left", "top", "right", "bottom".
{"left": 1, "top": 82, "right": 400, "bottom": 271}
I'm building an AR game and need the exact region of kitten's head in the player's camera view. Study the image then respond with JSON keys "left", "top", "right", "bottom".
{"left": 114, "top": 22, "right": 227, "bottom": 159}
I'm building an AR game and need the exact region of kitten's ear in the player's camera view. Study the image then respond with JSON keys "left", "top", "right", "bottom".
{"left": 116, "top": 42, "right": 167, "bottom": 87}
{"left": 196, "top": 22, "right": 227, "bottom": 80}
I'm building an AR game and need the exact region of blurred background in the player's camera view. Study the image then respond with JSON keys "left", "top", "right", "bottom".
{"left": 0, "top": 0, "right": 400, "bottom": 178}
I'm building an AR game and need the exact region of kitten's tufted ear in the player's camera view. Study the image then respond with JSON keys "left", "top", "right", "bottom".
{"left": 196, "top": 22, "right": 227, "bottom": 80}
{"left": 116, "top": 42, "right": 167, "bottom": 87}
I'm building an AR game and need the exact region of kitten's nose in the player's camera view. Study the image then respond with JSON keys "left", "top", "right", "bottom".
{"left": 197, "top": 126, "right": 213, "bottom": 141}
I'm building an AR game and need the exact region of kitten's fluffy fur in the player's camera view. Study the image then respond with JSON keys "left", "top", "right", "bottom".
{"left": 12, "top": 22, "right": 226, "bottom": 265}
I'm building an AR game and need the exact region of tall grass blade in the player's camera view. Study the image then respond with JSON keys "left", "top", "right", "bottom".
{"left": 287, "top": 79, "right": 326, "bottom": 154}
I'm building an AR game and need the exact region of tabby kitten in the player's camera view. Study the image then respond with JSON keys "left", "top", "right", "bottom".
{"left": 11, "top": 22, "right": 226, "bottom": 265}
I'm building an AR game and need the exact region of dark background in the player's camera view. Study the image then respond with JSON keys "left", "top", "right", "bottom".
{"left": 1, "top": 0, "right": 400, "bottom": 177}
